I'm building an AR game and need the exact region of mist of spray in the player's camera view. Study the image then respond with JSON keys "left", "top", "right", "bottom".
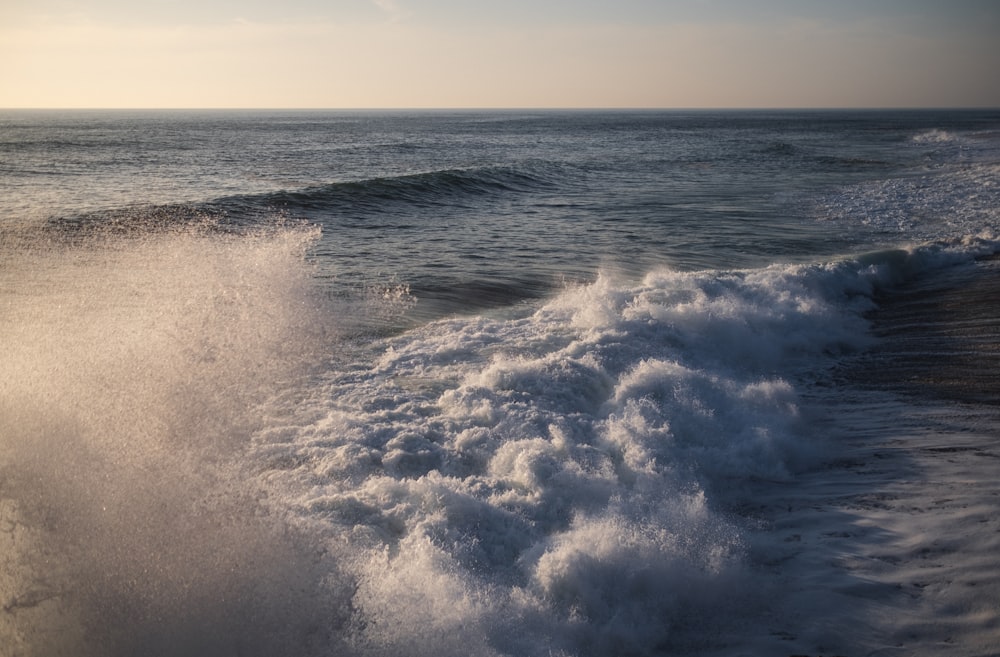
{"left": 0, "top": 221, "right": 353, "bottom": 657}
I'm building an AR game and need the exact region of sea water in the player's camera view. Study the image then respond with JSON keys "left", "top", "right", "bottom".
{"left": 1, "top": 110, "right": 998, "bottom": 656}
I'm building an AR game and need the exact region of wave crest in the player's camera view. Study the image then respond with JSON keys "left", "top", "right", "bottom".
{"left": 256, "top": 164, "right": 564, "bottom": 215}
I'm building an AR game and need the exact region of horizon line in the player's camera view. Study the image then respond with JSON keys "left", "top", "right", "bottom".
{"left": 3, "top": 106, "right": 999, "bottom": 112}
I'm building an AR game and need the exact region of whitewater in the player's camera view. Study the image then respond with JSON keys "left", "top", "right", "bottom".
{"left": 1, "top": 110, "right": 998, "bottom": 656}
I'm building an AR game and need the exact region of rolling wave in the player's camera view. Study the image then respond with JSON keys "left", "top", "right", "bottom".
{"left": 248, "top": 164, "right": 564, "bottom": 215}
{"left": 38, "top": 163, "right": 571, "bottom": 234}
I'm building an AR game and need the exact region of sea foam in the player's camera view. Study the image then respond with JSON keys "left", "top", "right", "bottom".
{"left": 253, "top": 239, "right": 998, "bottom": 655}
{"left": 3, "top": 218, "right": 997, "bottom": 656}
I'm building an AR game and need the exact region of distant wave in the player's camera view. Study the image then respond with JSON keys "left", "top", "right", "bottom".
{"left": 250, "top": 164, "right": 566, "bottom": 215}
{"left": 757, "top": 140, "right": 893, "bottom": 172}
{"left": 35, "top": 163, "right": 574, "bottom": 234}
{"left": 912, "top": 128, "right": 958, "bottom": 144}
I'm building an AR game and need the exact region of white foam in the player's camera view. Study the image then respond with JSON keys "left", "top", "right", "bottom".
{"left": 253, "top": 240, "right": 1000, "bottom": 655}
{"left": 5, "top": 221, "right": 998, "bottom": 655}
{"left": 817, "top": 152, "right": 1000, "bottom": 240}
{"left": 912, "top": 128, "right": 958, "bottom": 144}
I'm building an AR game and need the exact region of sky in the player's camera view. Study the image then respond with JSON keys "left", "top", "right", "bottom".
{"left": 1, "top": 0, "right": 998, "bottom": 108}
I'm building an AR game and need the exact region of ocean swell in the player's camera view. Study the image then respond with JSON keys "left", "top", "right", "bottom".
{"left": 254, "top": 165, "right": 562, "bottom": 216}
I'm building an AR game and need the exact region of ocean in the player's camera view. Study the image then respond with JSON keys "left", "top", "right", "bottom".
{"left": 1, "top": 109, "right": 998, "bottom": 656}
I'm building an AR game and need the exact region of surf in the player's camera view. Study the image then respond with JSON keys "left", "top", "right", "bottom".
{"left": 3, "top": 108, "right": 1000, "bottom": 656}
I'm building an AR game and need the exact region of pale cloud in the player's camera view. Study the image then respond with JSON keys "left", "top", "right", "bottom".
{"left": 370, "top": 0, "right": 410, "bottom": 22}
